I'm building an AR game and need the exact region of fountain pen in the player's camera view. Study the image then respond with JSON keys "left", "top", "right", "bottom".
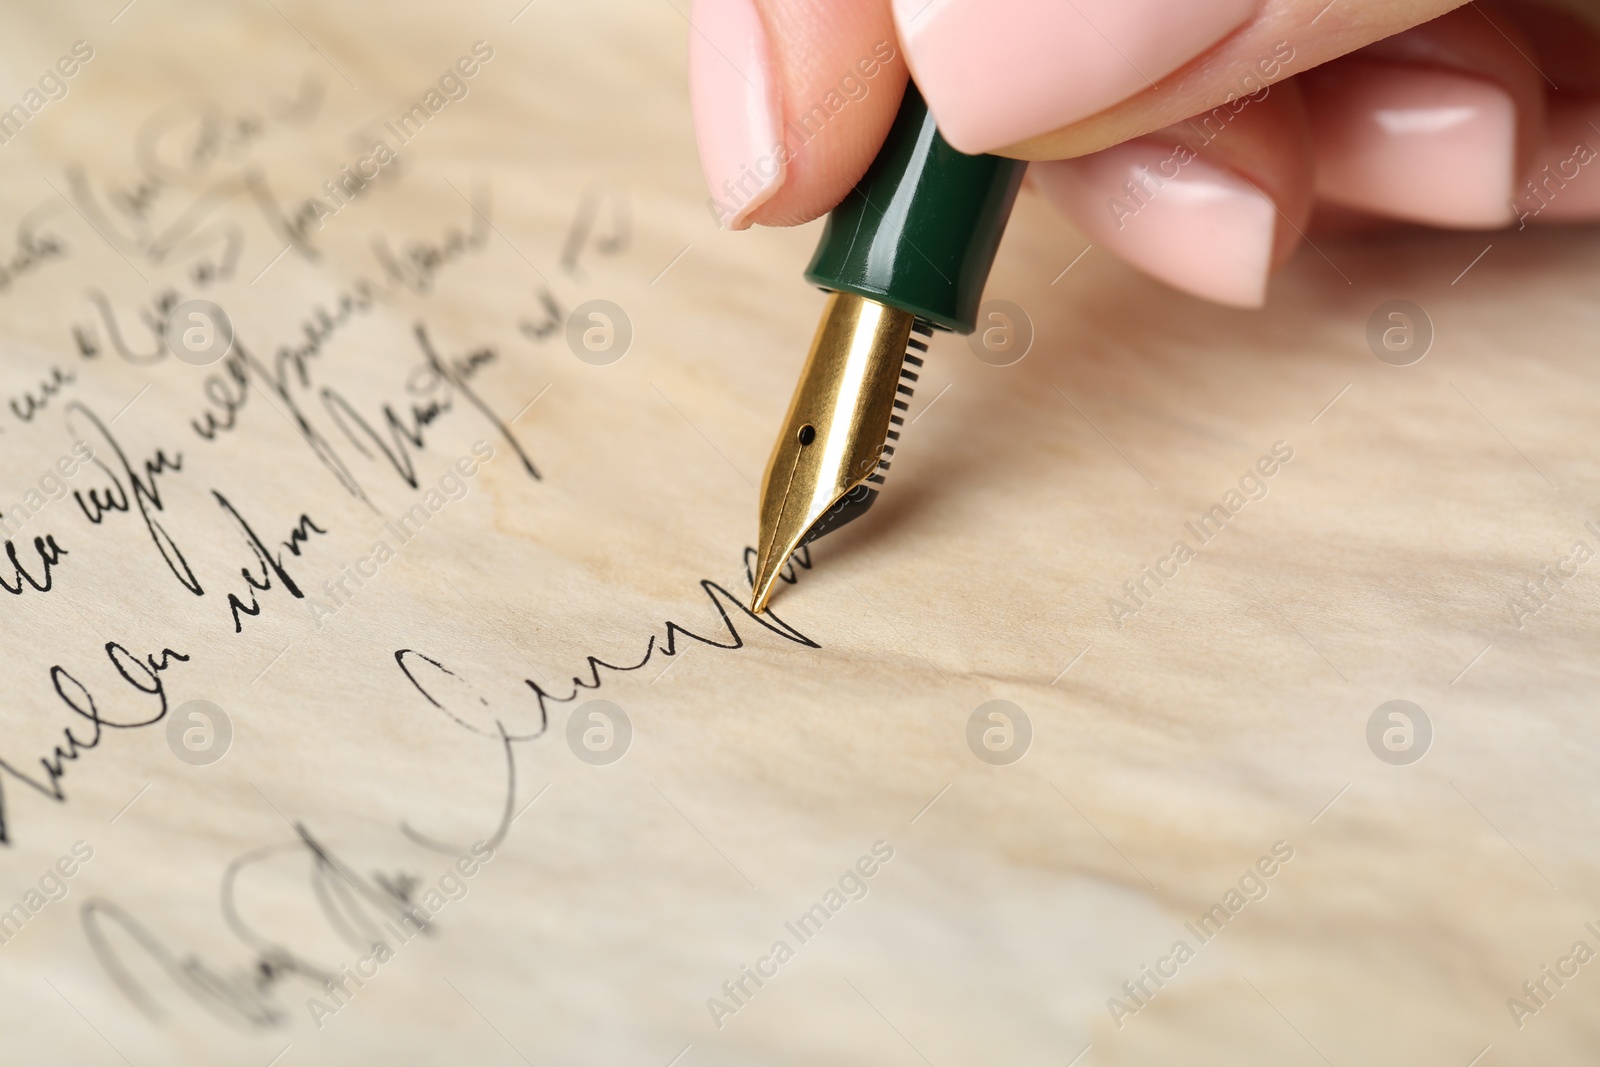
{"left": 749, "top": 83, "right": 1027, "bottom": 613}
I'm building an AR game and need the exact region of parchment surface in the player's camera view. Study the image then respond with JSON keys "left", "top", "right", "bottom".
{"left": 0, "top": 2, "right": 1597, "bottom": 1064}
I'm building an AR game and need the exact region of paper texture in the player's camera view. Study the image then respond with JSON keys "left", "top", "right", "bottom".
{"left": 0, "top": 2, "right": 1595, "bottom": 1064}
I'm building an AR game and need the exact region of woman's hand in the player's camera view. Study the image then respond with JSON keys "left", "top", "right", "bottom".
{"left": 689, "top": 0, "right": 1600, "bottom": 307}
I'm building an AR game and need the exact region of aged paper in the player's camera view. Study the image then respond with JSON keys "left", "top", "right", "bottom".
{"left": 0, "top": 2, "right": 1596, "bottom": 1064}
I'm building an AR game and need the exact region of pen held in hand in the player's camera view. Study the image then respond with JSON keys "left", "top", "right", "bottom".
{"left": 750, "top": 82, "right": 1026, "bottom": 613}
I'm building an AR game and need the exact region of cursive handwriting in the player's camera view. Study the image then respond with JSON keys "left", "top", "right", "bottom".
{"left": 73, "top": 287, "right": 180, "bottom": 364}
{"left": 0, "top": 641, "right": 186, "bottom": 844}
{"left": 559, "top": 185, "right": 630, "bottom": 280}
{"left": 397, "top": 547, "right": 818, "bottom": 741}
{"left": 322, "top": 322, "right": 538, "bottom": 488}
{"left": 212, "top": 491, "right": 324, "bottom": 634}
{"left": 83, "top": 821, "right": 431, "bottom": 1032}
{"left": 370, "top": 204, "right": 486, "bottom": 295}
{"left": 189, "top": 294, "right": 377, "bottom": 505}
{"left": 0, "top": 199, "right": 70, "bottom": 295}
{"left": 67, "top": 400, "right": 200, "bottom": 595}
{"left": 0, "top": 533, "right": 68, "bottom": 596}
{"left": 8, "top": 364, "right": 74, "bottom": 422}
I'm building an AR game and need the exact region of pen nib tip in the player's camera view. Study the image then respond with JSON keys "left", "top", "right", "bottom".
{"left": 748, "top": 551, "right": 782, "bottom": 616}
{"left": 750, "top": 293, "right": 920, "bottom": 614}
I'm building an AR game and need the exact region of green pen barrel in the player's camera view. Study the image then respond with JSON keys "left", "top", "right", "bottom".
{"left": 803, "top": 82, "right": 1027, "bottom": 335}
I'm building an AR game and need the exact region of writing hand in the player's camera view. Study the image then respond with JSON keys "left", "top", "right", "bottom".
{"left": 689, "top": 0, "right": 1600, "bottom": 306}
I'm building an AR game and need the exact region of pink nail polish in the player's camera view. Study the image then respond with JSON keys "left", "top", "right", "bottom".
{"left": 1513, "top": 96, "right": 1600, "bottom": 226}
{"left": 1304, "top": 60, "right": 1517, "bottom": 229}
{"left": 892, "top": 0, "right": 1258, "bottom": 154}
{"left": 1034, "top": 140, "right": 1276, "bottom": 308}
{"left": 689, "top": 0, "right": 784, "bottom": 230}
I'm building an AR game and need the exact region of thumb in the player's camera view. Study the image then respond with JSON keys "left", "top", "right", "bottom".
{"left": 688, "top": 0, "right": 906, "bottom": 229}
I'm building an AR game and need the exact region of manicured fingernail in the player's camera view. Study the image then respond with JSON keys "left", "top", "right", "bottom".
{"left": 689, "top": 0, "right": 783, "bottom": 230}
{"left": 1034, "top": 141, "right": 1276, "bottom": 308}
{"left": 892, "top": 0, "right": 1258, "bottom": 154}
{"left": 1304, "top": 61, "right": 1516, "bottom": 228}
{"left": 1513, "top": 97, "right": 1600, "bottom": 225}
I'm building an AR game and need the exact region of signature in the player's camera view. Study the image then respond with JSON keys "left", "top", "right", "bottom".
{"left": 82, "top": 823, "right": 453, "bottom": 1032}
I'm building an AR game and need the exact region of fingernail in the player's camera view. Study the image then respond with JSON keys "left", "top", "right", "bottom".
{"left": 1513, "top": 97, "right": 1600, "bottom": 225}
{"left": 1034, "top": 140, "right": 1276, "bottom": 308}
{"left": 893, "top": 0, "right": 1258, "bottom": 154}
{"left": 689, "top": 0, "right": 783, "bottom": 230}
{"left": 1304, "top": 61, "right": 1516, "bottom": 228}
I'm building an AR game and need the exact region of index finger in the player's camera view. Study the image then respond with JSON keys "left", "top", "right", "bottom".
{"left": 903, "top": 0, "right": 1467, "bottom": 159}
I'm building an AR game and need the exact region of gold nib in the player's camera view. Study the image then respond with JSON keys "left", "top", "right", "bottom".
{"left": 750, "top": 292, "right": 920, "bottom": 613}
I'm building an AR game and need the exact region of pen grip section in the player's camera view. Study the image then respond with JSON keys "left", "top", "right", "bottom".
{"left": 804, "top": 82, "right": 1026, "bottom": 335}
